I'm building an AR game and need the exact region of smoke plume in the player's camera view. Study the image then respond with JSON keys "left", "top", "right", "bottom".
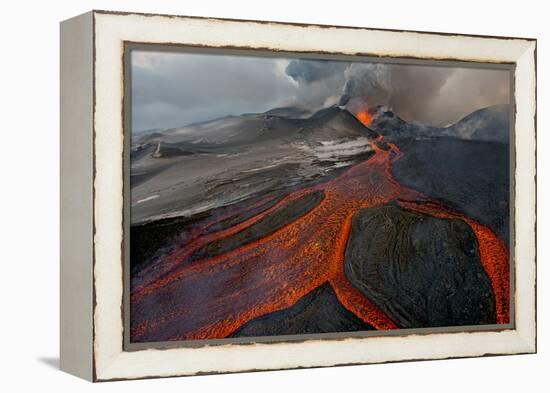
{"left": 286, "top": 60, "right": 510, "bottom": 127}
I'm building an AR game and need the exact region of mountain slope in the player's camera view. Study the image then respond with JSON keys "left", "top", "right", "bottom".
{"left": 130, "top": 106, "right": 378, "bottom": 224}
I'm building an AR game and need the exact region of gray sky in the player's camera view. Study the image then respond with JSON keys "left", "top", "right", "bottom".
{"left": 131, "top": 50, "right": 510, "bottom": 132}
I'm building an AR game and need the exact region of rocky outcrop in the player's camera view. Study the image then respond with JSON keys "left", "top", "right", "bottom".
{"left": 231, "top": 283, "right": 374, "bottom": 337}
{"left": 344, "top": 204, "right": 496, "bottom": 328}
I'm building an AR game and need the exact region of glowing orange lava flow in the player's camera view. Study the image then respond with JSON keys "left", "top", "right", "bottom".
{"left": 131, "top": 132, "right": 510, "bottom": 342}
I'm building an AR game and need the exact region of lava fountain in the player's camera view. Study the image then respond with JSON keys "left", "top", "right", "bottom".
{"left": 356, "top": 110, "right": 374, "bottom": 127}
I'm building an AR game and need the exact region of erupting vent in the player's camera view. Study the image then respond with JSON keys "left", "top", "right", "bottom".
{"left": 356, "top": 111, "right": 374, "bottom": 127}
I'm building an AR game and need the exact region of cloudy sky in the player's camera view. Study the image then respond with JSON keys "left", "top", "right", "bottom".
{"left": 131, "top": 49, "right": 510, "bottom": 133}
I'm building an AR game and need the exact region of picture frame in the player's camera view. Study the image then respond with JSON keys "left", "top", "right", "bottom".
{"left": 60, "top": 10, "right": 537, "bottom": 381}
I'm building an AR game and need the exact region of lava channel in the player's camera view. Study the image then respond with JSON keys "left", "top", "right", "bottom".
{"left": 130, "top": 135, "right": 510, "bottom": 342}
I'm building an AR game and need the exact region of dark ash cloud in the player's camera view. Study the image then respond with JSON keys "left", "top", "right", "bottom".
{"left": 285, "top": 60, "right": 348, "bottom": 84}
{"left": 278, "top": 59, "right": 348, "bottom": 111}
{"left": 131, "top": 51, "right": 510, "bottom": 132}
{"left": 340, "top": 62, "right": 509, "bottom": 126}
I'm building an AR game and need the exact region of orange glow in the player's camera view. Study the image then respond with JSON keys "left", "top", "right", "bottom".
{"left": 131, "top": 133, "right": 510, "bottom": 341}
{"left": 356, "top": 111, "right": 373, "bottom": 126}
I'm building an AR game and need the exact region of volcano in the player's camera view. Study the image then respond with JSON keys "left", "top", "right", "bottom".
{"left": 129, "top": 104, "right": 510, "bottom": 343}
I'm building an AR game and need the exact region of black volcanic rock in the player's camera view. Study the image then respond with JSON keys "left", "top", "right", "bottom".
{"left": 391, "top": 137, "right": 509, "bottom": 245}
{"left": 191, "top": 190, "right": 325, "bottom": 261}
{"left": 201, "top": 194, "right": 285, "bottom": 236}
{"left": 230, "top": 283, "right": 374, "bottom": 337}
{"left": 369, "top": 109, "right": 407, "bottom": 134}
{"left": 344, "top": 204, "right": 496, "bottom": 328}
{"left": 369, "top": 104, "right": 509, "bottom": 144}
{"left": 369, "top": 109, "right": 439, "bottom": 139}
{"left": 130, "top": 212, "right": 211, "bottom": 276}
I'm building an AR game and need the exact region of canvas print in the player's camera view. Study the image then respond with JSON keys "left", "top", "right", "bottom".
{"left": 128, "top": 49, "right": 511, "bottom": 344}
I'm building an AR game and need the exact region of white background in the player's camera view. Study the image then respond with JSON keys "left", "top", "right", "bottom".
{"left": 0, "top": 0, "right": 546, "bottom": 391}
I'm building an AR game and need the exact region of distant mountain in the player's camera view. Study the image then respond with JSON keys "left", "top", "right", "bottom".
{"left": 442, "top": 105, "right": 510, "bottom": 144}
{"left": 369, "top": 104, "right": 510, "bottom": 144}
{"left": 135, "top": 105, "right": 375, "bottom": 147}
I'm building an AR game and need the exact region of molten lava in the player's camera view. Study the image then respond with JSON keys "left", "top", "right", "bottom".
{"left": 356, "top": 111, "right": 373, "bottom": 126}
{"left": 130, "top": 132, "right": 510, "bottom": 342}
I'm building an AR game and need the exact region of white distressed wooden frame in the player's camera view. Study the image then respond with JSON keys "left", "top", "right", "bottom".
{"left": 60, "top": 10, "right": 536, "bottom": 382}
